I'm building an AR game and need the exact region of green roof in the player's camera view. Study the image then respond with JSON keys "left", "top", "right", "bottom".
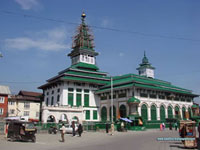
{"left": 192, "top": 104, "right": 199, "bottom": 108}
{"left": 97, "top": 74, "right": 194, "bottom": 95}
{"left": 71, "top": 62, "right": 99, "bottom": 71}
{"left": 128, "top": 97, "right": 140, "bottom": 103}
{"left": 96, "top": 83, "right": 133, "bottom": 93}
{"left": 61, "top": 76, "right": 109, "bottom": 85}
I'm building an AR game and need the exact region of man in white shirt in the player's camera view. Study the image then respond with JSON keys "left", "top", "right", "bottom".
{"left": 60, "top": 124, "right": 66, "bottom": 142}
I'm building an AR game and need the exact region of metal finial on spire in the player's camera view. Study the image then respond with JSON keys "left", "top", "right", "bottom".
{"left": 144, "top": 51, "right": 146, "bottom": 57}
{"left": 81, "top": 12, "right": 86, "bottom": 23}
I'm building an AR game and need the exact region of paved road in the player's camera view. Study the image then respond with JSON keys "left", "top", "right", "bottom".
{"left": 0, "top": 130, "right": 199, "bottom": 150}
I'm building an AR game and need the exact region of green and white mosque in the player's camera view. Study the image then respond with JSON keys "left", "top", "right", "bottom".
{"left": 39, "top": 13, "right": 198, "bottom": 125}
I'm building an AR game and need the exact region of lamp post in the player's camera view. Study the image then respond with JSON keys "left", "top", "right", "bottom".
{"left": 111, "top": 77, "right": 113, "bottom": 123}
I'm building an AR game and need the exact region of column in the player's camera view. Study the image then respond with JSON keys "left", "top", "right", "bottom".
{"left": 148, "top": 106, "right": 151, "bottom": 121}
{"left": 157, "top": 106, "right": 160, "bottom": 120}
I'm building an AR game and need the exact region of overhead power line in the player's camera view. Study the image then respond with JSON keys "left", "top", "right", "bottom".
{"left": 0, "top": 10, "right": 200, "bottom": 42}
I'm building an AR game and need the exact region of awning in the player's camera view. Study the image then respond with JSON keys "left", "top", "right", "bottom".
{"left": 192, "top": 104, "right": 199, "bottom": 108}
{"left": 120, "top": 117, "right": 133, "bottom": 123}
{"left": 128, "top": 97, "right": 140, "bottom": 104}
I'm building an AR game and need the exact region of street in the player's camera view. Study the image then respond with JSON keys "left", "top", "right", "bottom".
{"left": 0, "top": 129, "right": 198, "bottom": 150}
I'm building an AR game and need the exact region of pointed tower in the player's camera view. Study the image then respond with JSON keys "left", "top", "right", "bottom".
{"left": 137, "top": 52, "right": 155, "bottom": 78}
{"left": 68, "top": 12, "right": 98, "bottom": 66}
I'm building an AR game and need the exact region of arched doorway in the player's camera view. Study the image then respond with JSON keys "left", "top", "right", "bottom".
{"left": 182, "top": 107, "right": 186, "bottom": 120}
{"left": 175, "top": 106, "right": 180, "bottom": 119}
{"left": 151, "top": 105, "right": 157, "bottom": 121}
{"left": 160, "top": 105, "right": 165, "bottom": 121}
{"left": 60, "top": 114, "right": 68, "bottom": 123}
{"left": 47, "top": 115, "right": 56, "bottom": 122}
{"left": 109, "top": 106, "right": 116, "bottom": 121}
{"left": 119, "top": 104, "right": 127, "bottom": 118}
{"left": 101, "top": 106, "right": 107, "bottom": 122}
{"left": 168, "top": 106, "right": 173, "bottom": 119}
{"left": 141, "top": 104, "right": 148, "bottom": 121}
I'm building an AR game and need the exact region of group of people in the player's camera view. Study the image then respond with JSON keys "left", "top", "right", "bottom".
{"left": 105, "top": 123, "right": 115, "bottom": 135}
{"left": 60, "top": 121, "right": 83, "bottom": 142}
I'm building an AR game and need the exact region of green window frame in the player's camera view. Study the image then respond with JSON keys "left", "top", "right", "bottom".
{"left": 151, "top": 105, "right": 157, "bottom": 121}
{"left": 76, "top": 94, "right": 82, "bottom": 107}
{"left": 68, "top": 93, "right": 73, "bottom": 106}
{"left": 84, "top": 94, "right": 89, "bottom": 107}
{"left": 160, "top": 105, "right": 165, "bottom": 121}
{"left": 84, "top": 89, "right": 89, "bottom": 93}
{"left": 168, "top": 106, "right": 173, "bottom": 119}
{"left": 86, "top": 110, "right": 90, "bottom": 120}
{"left": 93, "top": 110, "right": 98, "bottom": 120}
{"left": 141, "top": 104, "right": 148, "bottom": 120}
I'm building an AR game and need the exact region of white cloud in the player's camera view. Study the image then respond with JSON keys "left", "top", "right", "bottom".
{"left": 15, "top": 0, "right": 41, "bottom": 10}
{"left": 4, "top": 27, "right": 71, "bottom": 51}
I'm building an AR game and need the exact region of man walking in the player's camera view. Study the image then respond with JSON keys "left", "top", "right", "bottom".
{"left": 60, "top": 124, "right": 66, "bottom": 142}
{"left": 78, "top": 123, "right": 83, "bottom": 137}
{"left": 71, "top": 121, "right": 76, "bottom": 136}
{"left": 106, "top": 122, "right": 109, "bottom": 133}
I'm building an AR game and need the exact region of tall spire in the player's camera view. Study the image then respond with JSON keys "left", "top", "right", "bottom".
{"left": 68, "top": 12, "right": 98, "bottom": 66}
{"left": 71, "top": 12, "right": 95, "bottom": 51}
{"left": 142, "top": 51, "right": 149, "bottom": 64}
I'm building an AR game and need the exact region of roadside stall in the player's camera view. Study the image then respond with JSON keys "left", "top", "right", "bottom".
{"left": 179, "top": 120, "right": 197, "bottom": 148}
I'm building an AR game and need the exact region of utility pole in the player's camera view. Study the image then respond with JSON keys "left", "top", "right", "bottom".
{"left": 111, "top": 77, "right": 113, "bottom": 123}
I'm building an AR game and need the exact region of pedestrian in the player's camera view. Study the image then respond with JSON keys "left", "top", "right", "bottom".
{"left": 71, "top": 121, "right": 76, "bottom": 136}
{"left": 174, "top": 122, "right": 178, "bottom": 131}
{"left": 78, "top": 123, "right": 83, "bottom": 137}
{"left": 160, "top": 123, "right": 163, "bottom": 131}
{"left": 4, "top": 123, "right": 8, "bottom": 139}
{"left": 105, "top": 122, "right": 109, "bottom": 133}
{"left": 121, "top": 122, "right": 124, "bottom": 132}
{"left": 110, "top": 123, "right": 114, "bottom": 136}
{"left": 169, "top": 122, "right": 172, "bottom": 130}
{"left": 60, "top": 124, "right": 66, "bottom": 142}
{"left": 162, "top": 123, "right": 165, "bottom": 130}
{"left": 198, "top": 122, "right": 200, "bottom": 139}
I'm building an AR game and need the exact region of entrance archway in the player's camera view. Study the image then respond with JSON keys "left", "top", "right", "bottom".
{"left": 109, "top": 106, "right": 116, "bottom": 121}
{"left": 160, "top": 105, "right": 165, "bottom": 121}
{"left": 151, "top": 105, "right": 157, "bottom": 121}
{"left": 141, "top": 104, "right": 148, "bottom": 121}
{"left": 119, "top": 104, "right": 127, "bottom": 118}
{"left": 47, "top": 115, "right": 56, "bottom": 122}
{"left": 101, "top": 106, "right": 107, "bottom": 122}
{"left": 175, "top": 106, "right": 180, "bottom": 119}
{"left": 168, "top": 106, "right": 173, "bottom": 119}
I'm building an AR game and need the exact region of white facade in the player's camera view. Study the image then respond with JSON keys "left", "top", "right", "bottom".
{"left": 42, "top": 81, "right": 100, "bottom": 123}
{"left": 71, "top": 54, "right": 96, "bottom": 65}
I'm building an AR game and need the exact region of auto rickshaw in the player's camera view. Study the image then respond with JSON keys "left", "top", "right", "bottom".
{"left": 7, "top": 121, "right": 36, "bottom": 142}
{"left": 179, "top": 120, "right": 197, "bottom": 148}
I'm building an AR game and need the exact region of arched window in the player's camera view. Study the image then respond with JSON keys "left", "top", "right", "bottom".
{"left": 160, "top": 105, "right": 165, "bottom": 121}
{"left": 168, "top": 106, "right": 173, "bottom": 119}
{"left": 141, "top": 104, "right": 148, "bottom": 121}
{"left": 175, "top": 106, "right": 180, "bottom": 119}
{"left": 119, "top": 105, "right": 127, "bottom": 118}
{"left": 101, "top": 107, "right": 107, "bottom": 122}
{"left": 182, "top": 107, "right": 186, "bottom": 120}
{"left": 109, "top": 106, "right": 116, "bottom": 122}
{"left": 151, "top": 105, "right": 157, "bottom": 121}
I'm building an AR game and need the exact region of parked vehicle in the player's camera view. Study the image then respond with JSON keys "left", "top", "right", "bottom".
{"left": 179, "top": 120, "right": 197, "bottom": 148}
{"left": 64, "top": 124, "right": 78, "bottom": 134}
{"left": 48, "top": 126, "right": 58, "bottom": 134}
{"left": 7, "top": 121, "right": 37, "bottom": 142}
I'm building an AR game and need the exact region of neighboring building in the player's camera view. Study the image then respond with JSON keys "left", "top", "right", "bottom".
{"left": 8, "top": 91, "right": 42, "bottom": 122}
{"left": 39, "top": 13, "right": 198, "bottom": 124}
{"left": 0, "top": 85, "right": 11, "bottom": 118}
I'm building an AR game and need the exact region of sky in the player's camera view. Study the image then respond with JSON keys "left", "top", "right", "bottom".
{"left": 0, "top": 0, "right": 200, "bottom": 102}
